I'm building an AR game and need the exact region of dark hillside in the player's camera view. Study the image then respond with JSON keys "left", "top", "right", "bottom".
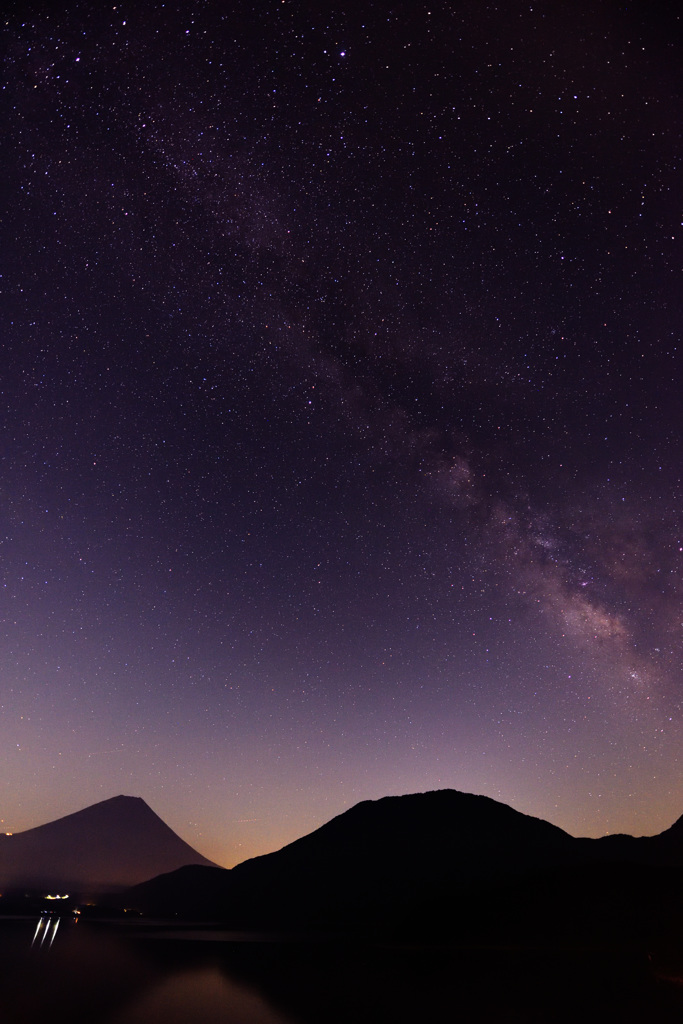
{"left": 123, "top": 789, "right": 683, "bottom": 945}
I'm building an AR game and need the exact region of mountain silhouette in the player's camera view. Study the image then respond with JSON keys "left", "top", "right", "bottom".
{"left": 0, "top": 795, "right": 215, "bottom": 893}
{"left": 586, "top": 810, "right": 683, "bottom": 866}
{"left": 122, "top": 789, "right": 683, "bottom": 944}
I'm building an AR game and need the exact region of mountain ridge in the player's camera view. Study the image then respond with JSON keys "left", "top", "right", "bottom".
{"left": 5, "top": 788, "right": 683, "bottom": 943}
{"left": 121, "top": 788, "right": 683, "bottom": 942}
{"left": 0, "top": 794, "right": 216, "bottom": 892}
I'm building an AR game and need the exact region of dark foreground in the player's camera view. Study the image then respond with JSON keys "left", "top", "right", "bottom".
{"left": 1, "top": 916, "right": 683, "bottom": 1023}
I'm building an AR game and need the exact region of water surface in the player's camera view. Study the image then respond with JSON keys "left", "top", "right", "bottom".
{"left": 1, "top": 916, "right": 682, "bottom": 1023}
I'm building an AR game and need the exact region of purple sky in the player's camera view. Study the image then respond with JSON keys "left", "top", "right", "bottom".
{"left": 2, "top": 0, "right": 681, "bottom": 866}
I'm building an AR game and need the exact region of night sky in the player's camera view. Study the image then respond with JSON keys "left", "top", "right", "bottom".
{"left": 2, "top": 1, "right": 682, "bottom": 868}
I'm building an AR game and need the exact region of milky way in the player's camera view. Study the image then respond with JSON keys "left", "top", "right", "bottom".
{"left": 1, "top": 2, "right": 681, "bottom": 865}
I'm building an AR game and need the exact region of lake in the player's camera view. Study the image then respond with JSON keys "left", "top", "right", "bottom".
{"left": 1, "top": 915, "right": 682, "bottom": 1022}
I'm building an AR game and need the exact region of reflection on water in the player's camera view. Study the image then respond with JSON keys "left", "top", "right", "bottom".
{"left": 1, "top": 920, "right": 297, "bottom": 1024}
{"left": 31, "top": 915, "right": 60, "bottom": 948}
{"left": 108, "top": 966, "right": 293, "bottom": 1024}
{"left": 1, "top": 917, "right": 683, "bottom": 1023}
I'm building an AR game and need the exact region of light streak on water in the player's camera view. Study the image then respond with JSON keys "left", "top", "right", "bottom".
{"left": 31, "top": 919, "right": 44, "bottom": 947}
